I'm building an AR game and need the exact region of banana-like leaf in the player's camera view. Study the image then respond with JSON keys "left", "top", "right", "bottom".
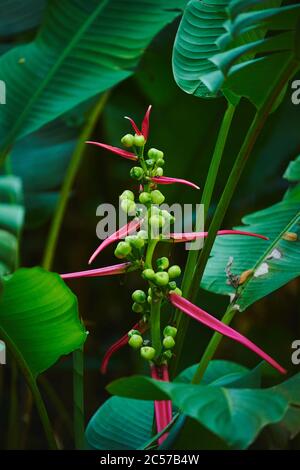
{"left": 0, "top": 0, "right": 187, "bottom": 155}
{"left": 0, "top": 0, "right": 47, "bottom": 36}
{"left": 201, "top": 156, "right": 300, "bottom": 311}
{"left": 107, "top": 373, "right": 300, "bottom": 449}
{"left": 86, "top": 360, "right": 256, "bottom": 450}
{"left": 0, "top": 267, "right": 87, "bottom": 377}
{"left": 0, "top": 175, "right": 24, "bottom": 275}
{"left": 172, "top": 0, "right": 300, "bottom": 106}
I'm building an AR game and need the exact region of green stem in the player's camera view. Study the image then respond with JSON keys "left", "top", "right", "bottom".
{"left": 42, "top": 92, "right": 109, "bottom": 270}
{"left": 151, "top": 295, "right": 162, "bottom": 357}
{"left": 145, "top": 239, "right": 158, "bottom": 269}
{"left": 0, "top": 328, "right": 57, "bottom": 449}
{"left": 7, "top": 358, "right": 19, "bottom": 449}
{"left": 191, "top": 307, "right": 236, "bottom": 384}
{"left": 73, "top": 345, "right": 85, "bottom": 450}
{"left": 170, "top": 103, "right": 236, "bottom": 376}
{"left": 172, "top": 58, "right": 299, "bottom": 378}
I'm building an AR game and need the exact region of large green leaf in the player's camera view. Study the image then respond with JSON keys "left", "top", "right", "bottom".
{"left": 0, "top": 267, "right": 87, "bottom": 377}
{"left": 0, "top": 0, "right": 187, "bottom": 154}
{"left": 172, "top": 0, "right": 231, "bottom": 98}
{"left": 172, "top": 0, "right": 300, "bottom": 106}
{"left": 108, "top": 374, "right": 289, "bottom": 449}
{"left": 0, "top": 175, "right": 24, "bottom": 275}
{"left": 176, "top": 359, "right": 261, "bottom": 388}
{"left": 86, "top": 397, "right": 153, "bottom": 450}
{"left": 86, "top": 360, "right": 258, "bottom": 450}
{"left": 0, "top": 1, "right": 47, "bottom": 37}
{"left": 201, "top": 156, "right": 300, "bottom": 311}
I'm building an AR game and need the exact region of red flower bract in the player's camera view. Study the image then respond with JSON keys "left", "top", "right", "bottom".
{"left": 169, "top": 293, "right": 286, "bottom": 375}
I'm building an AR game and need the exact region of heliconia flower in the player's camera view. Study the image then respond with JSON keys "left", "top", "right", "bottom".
{"left": 101, "top": 322, "right": 147, "bottom": 374}
{"left": 169, "top": 293, "right": 286, "bottom": 375}
{"left": 88, "top": 218, "right": 143, "bottom": 264}
{"left": 168, "top": 230, "right": 269, "bottom": 242}
{"left": 150, "top": 364, "right": 173, "bottom": 445}
{"left": 61, "top": 262, "right": 132, "bottom": 280}
{"left": 151, "top": 176, "right": 200, "bottom": 190}
{"left": 85, "top": 142, "right": 137, "bottom": 161}
{"left": 125, "top": 105, "right": 152, "bottom": 140}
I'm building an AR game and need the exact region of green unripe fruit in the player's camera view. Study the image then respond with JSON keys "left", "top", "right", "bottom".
{"left": 120, "top": 189, "right": 135, "bottom": 201}
{"left": 128, "top": 329, "right": 141, "bottom": 338}
{"left": 129, "top": 334, "right": 143, "bottom": 349}
{"left": 114, "top": 241, "right": 132, "bottom": 259}
{"left": 148, "top": 287, "right": 152, "bottom": 296}
{"left": 168, "top": 281, "right": 177, "bottom": 290}
{"left": 147, "top": 295, "right": 152, "bottom": 304}
{"left": 149, "top": 214, "right": 165, "bottom": 229}
{"left": 155, "top": 167, "right": 164, "bottom": 177}
{"left": 121, "top": 134, "right": 134, "bottom": 147}
{"left": 156, "top": 158, "right": 165, "bottom": 167}
{"left": 130, "top": 166, "right": 144, "bottom": 180}
{"left": 145, "top": 159, "right": 154, "bottom": 168}
{"left": 132, "top": 290, "right": 146, "bottom": 304}
{"left": 137, "top": 230, "right": 148, "bottom": 240}
{"left": 160, "top": 210, "right": 171, "bottom": 221}
{"left": 139, "top": 192, "right": 152, "bottom": 204}
{"left": 140, "top": 346, "right": 156, "bottom": 361}
{"left": 148, "top": 148, "right": 164, "bottom": 161}
{"left": 131, "top": 236, "right": 145, "bottom": 250}
{"left": 163, "top": 326, "right": 177, "bottom": 338}
{"left": 142, "top": 268, "right": 155, "bottom": 281}
{"left": 154, "top": 271, "right": 169, "bottom": 286}
{"left": 163, "top": 350, "right": 173, "bottom": 360}
{"left": 168, "top": 265, "right": 182, "bottom": 279}
{"left": 133, "top": 134, "right": 146, "bottom": 147}
{"left": 156, "top": 257, "right": 169, "bottom": 270}
{"left": 121, "top": 199, "right": 136, "bottom": 214}
{"left": 169, "top": 287, "right": 182, "bottom": 296}
{"left": 163, "top": 336, "right": 175, "bottom": 349}
{"left": 132, "top": 302, "right": 144, "bottom": 313}
{"left": 151, "top": 190, "right": 165, "bottom": 205}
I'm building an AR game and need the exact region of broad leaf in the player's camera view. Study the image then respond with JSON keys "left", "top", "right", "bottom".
{"left": 0, "top": 175, "right": 24, "bottom": 275}
{"left": 201, "top": 156, "right": 300, "bottom": 311}
{"left": 0, "top": 0, "right": 187, "bottom": 154}
{"left": 176, "top": 359, "right": 261, "bottom": 388}
{"left": 0, "top": 1, "right": 46, "bottom": 36}
{"left": 173, "top": 0, "right": 300, "bottom": 107}
{"left": 0, "top": 267, "right": 87, "bottom": 377}
{"left": 107, "top": 375, "right": 288, "bottom": 449}
{"left": 86, "top": 397, "right": 153, "bottom": 450}
{"left": 172, "top": 0, "right": 231, "bottom": 98}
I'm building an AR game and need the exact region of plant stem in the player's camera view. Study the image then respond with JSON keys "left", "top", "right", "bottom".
{"left": 170, "top": 102, "right": 236, "bottom": 376}
{"left": 145, "top": 239, "right": 158, "bottom": 269}
{"left": 42, "top": 92, "right": 109, "bottom": 270}
{"left": 0, "top": 327, "right": 57, "bottom": 449}
{"left": 73, "top": 345, "right": 85, "bottom": 449}
{"left": 191, "top": 306, "right": 236, "bottom": 384}
{"left": 172, "top": 58, "right": 299, "bottom": 378}
{"left": 151, "top": 295, "right": 162, "bottom": 357}
{"left": 7, "top": 358, "right": 19, "bottom": 449}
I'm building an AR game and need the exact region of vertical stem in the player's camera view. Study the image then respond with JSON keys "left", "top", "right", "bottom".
{"left": 73, "top": 345, "right": 85, "bottom": 450}
{"left": 42, "top": 92, "right": 109, "bottom": 270}
{"left": 191, "top": 307, "right": 236, "bottom": 384}
{"left": 7, "top": 358, "right": 19, "bottom": 449}
{"left": 170, "top": 103, "right": 236, "bottom": 376}
{"left": 171, "top": 58, "right": 298, "bottom": 378}
{"left": 151, "top": 296, "right": 162, "bottom": 357}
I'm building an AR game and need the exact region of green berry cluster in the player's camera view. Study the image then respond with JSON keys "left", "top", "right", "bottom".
{"left": 117, "top": 130, "right": 183, "bottom": 366}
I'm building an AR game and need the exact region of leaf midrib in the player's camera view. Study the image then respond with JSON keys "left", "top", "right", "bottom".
{"left": 0, "top": 0, "right": 110, "bottom": 158}
{"left": 237, "top": 209, "right": 300, "bottom": 300}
